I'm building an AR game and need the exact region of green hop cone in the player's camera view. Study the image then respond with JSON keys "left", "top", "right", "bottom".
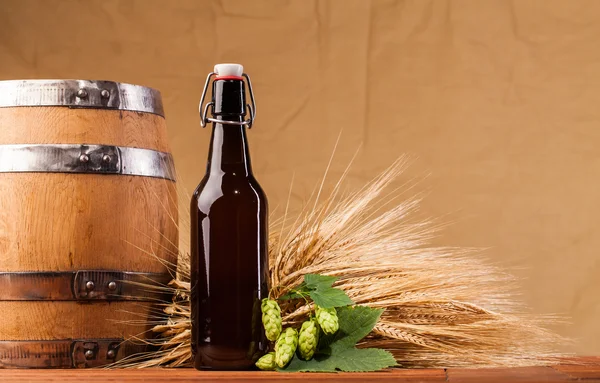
{"left": 315, "top": 305, "right": 339, "bottom": 335}
{"left": 255, "top": 352, "right": 277, "bottom": 371}
{"left": 261, "top": 298, "right": 282, "bottom": 341}
{"left": 298, "top": 318, "right": 320, "bottom": 360}
{"left": 274, "top": 327, "right": 298, "bottom": 368}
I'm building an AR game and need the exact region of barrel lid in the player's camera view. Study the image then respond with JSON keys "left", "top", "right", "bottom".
{"left": 0, "top": 79, "right": 164, "bottom": 117}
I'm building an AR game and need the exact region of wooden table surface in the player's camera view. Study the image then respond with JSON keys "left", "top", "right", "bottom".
{"left": 0, "top": 357, "right": 598, "bottom": 382}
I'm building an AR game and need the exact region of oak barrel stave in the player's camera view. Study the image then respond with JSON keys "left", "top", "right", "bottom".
{"left": 0, "top": 80, "right": 178, "bottom": 368}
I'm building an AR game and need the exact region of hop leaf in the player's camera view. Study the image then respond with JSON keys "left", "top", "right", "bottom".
{"left": 255, "top": 352, "right": 277, "bottom": 371}
{"left": 261, "top": 298, "right": 282, "bottom": 341}
{"left": 285, "top": 306, "right": 397, "bottom": 372}
{"left": 316, "top": 306, "right": 339, "bottom": 335}
{"left": 275, "top": 327, "right": 298, "bottom": 368}
{"left": 298, "top": 318, "right": 320, "bottom": 360}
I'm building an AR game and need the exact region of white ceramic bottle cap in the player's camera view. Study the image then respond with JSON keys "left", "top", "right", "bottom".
{"left": 214, "top": 63, "right": 243, "bottom": 77}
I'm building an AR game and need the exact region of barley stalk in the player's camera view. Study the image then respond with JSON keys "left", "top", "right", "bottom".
{"left": 108, "top": 155, "right": 568, "bottom": 369}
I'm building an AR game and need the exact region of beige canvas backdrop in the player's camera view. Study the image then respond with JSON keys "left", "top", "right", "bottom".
{"left": 1, "top": 0, "right": 598, "bottom": 353}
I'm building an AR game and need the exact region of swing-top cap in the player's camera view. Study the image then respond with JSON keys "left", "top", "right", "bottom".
{"left": 214, "top": 63, "right": 243, "bottom": 77}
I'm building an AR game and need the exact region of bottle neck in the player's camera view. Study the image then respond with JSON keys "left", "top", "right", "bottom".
{"left": 206, "top": 117, "right": 252, "bottom": 176}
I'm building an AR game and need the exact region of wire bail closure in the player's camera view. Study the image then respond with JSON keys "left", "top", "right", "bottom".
{"left": 199, "top": 72, "right": 256, "bottom": 128}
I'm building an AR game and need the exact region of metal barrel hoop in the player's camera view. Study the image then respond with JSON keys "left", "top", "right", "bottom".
{"left": 0, "top": 144, "right": 176, "bottom": 181}
{"left": 0, "top": 79, "right": 165, "bottom": 117}
{"left": 0, "top": 339, "right": 148, "bottom": 368}
{"left": 0, "top": 270, "right": 172, "bottom": 301}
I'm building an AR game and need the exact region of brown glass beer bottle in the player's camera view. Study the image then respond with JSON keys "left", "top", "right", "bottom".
{"left": 191, "top": 64, "right": 268, "bottom": 370}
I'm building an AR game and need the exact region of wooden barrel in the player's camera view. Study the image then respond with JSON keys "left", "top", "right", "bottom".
{"left": 0, "top": 80, "right": 178, "bottom": 368}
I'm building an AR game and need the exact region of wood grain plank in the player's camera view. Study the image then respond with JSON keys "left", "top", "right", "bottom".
{"left": 0, "top": 301, "right": 156, "bottom": 339}
{"left": 0, "top": 369, "right": 447, "bottom": 383}
{"left": 552, "top": 357, "right": 600, "bottom": 380}
{"left": 0, "top": 174, "right": 178, "bottom": 272}
{"left": 0, "top": 107, "right": 171, "bottom": 152}
{"left": 1, "top": 360, "right": 600, "bottom": 383}
{"left": 446, "top": 366, "right": 572, "bottom": 382}
{"left": 0, "top": 105, "right": 177, "bottom": 361}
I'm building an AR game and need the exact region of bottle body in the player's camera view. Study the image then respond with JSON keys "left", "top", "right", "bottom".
{"left": 191, "top": 119, "right": 269, "bottom": 370}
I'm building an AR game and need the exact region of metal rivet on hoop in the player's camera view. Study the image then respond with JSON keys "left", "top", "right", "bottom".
{"left": 102, "top": 154, "right": 111, "bottom": 163}
{"left": 85, "top": 350, "right": 95, "bottom": 359}
{"left": 86, "top": 281, "right": 95, "bottom": 291}
{"left": 107, "top": 281, "right": 117, "bottom": 291}
{"left": 76, "top": 89, "right": 88, "bottom": 99}
{"left": 79, "top": 154, "right": 89, "bottom": 163}
{"left": 100, "top": 89, "right": 110, "bottom": 99}
{"left": 107, "top": 349, "right": 116, "bottom": 359}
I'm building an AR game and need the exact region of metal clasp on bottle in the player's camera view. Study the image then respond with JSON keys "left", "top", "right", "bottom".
{"left": 198, "top": 72, "right": 256, "bottom": 129}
